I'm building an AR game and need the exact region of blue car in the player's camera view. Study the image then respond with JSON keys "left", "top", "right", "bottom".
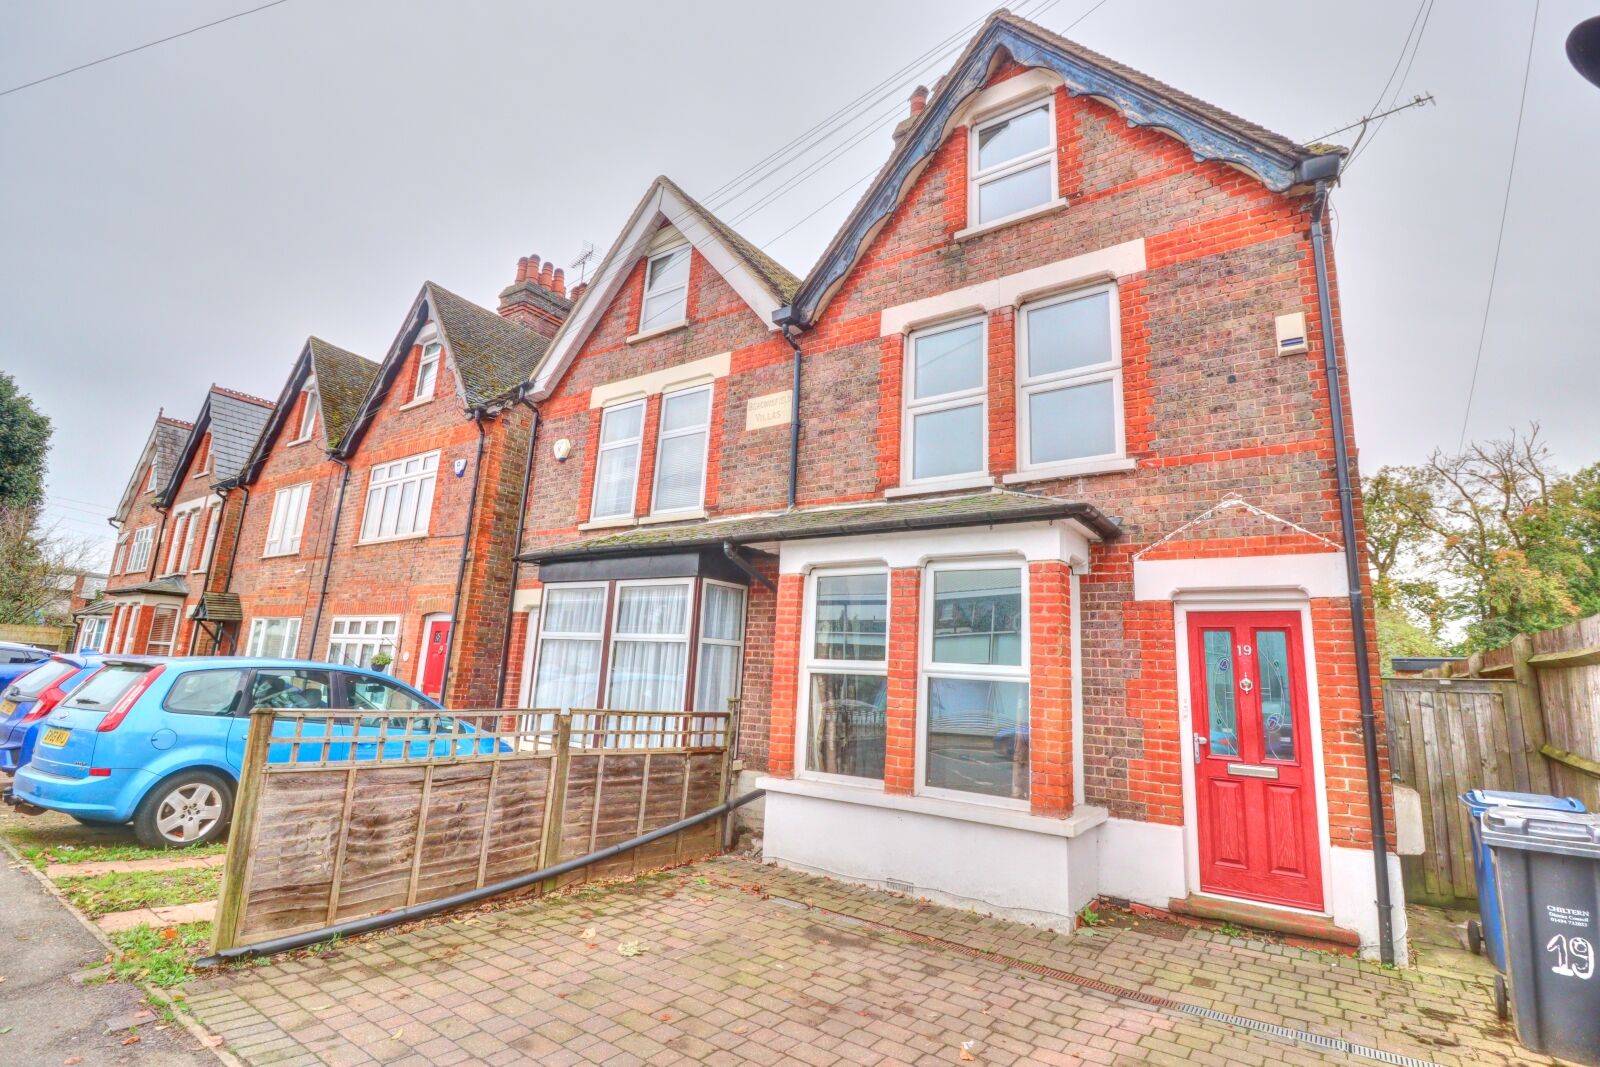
{"left": 7, "top": 656, "right": 493, "bottom": 848}
{"left": 0, "top": 642, "right": 53, "bottom": 689}
{"left": 0, "top": 652, "right": 105, "bottom": 773}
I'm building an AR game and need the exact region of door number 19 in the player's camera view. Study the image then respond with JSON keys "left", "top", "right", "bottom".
{"left": 1548, "top": 934, "right": 1595, "bottom": 979}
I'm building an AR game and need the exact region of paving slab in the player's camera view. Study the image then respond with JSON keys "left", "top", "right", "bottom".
{"left": 47, "top": 851, "right": 228, "bottom": 879}
{"left": 97, "top": 898, "right": 217, "bottom": 933}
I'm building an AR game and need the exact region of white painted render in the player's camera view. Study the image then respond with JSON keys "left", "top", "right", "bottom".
{"left": 775, "top": 519, "right": 1093, "bottom": 576}
{"left": 1094, "top": 817, "right": 1189, "bottom": 907}
{"left": 1132, "top": 551, "right": 1347, "bottom": 601}
{"left": 587, "top": 351, "right": 731, "bottom": 409}
{"left": 1330, "top": 847, "right": 1410, "bottom": 965}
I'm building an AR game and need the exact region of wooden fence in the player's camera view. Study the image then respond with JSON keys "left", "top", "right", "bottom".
{"left": 212, "top": 708, "right": 733, "bottom": 952}
{"left": 0, "top": 623, "right": 72, "bottom": 651}
{"left": 1386, "top": 617, "right": 1600, "bottom": 904}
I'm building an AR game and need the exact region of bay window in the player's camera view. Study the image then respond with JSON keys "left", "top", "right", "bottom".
{"left": 531, "top": 585, "right": 606, "bottom": 711}
{"left": 922, "top": 563, "right": 1029, "bottom": 802}
{"left": 607, "top": 582, "right": 690, "bottom": 712}
{"left": 1018, "top": 285, "right": 1122, "bottom": 470}
{"left": 651, "top": 384, "right": 712, "bottom": 514}
{"left": 971, "top": 99, "right": 1055, "bottom": 226}
{"left": 904, "top": 317, "right": 987, "bottom": 484}
{"left": 639, "top": 244, "right": 690, "bottom": 333}
{"left": 591, "top": 401, "right": 644, "bottom": 521}
{"left": 694, "top": 581, "right": 746, "bottom": 713}
{"left": 802, "top": 570, "right": 888, "bottom": 781}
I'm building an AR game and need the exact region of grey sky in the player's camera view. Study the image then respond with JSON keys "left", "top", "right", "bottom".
{"left": 3, "top": 1, "right": 1597, "bottom": 568}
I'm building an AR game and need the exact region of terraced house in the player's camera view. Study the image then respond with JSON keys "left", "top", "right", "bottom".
{"left": 510, "top": 11, "right": 1403, "bottom": 961}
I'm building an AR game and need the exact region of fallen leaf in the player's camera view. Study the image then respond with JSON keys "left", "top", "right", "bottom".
{"left": 121, "top": 1035, "right": 141, "bottom": 1047}
{"left": 617, "top": 940, "right": 643, "bottom": 957}
{"left": 959, "top": 1039, "right": 977, "bottom": 1061}
{"left": 202, "top": 1036, "right": 225, "bottom": 1048}
{"left": 0, "top": 1027, "right": 11, "bottom": 1035}
{"left": 658, "top": 1013, "right": 672, "bottom": 1022}
{"left": 579, "top": 926, "right": 597, "bottom": 941}
{"left": 159, "top": 928, "right": 178, "bottom": 941}
{"left": 390, "top": 1028, "right": 404, "bottom": 1040}
{"left": 64, "top": 1057, "right": 84, "bottom": 1065}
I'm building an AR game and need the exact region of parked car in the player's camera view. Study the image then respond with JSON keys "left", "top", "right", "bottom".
{"left": 0, "top": 652, "right": 104, "bottom": 773}
{"left": 0, "top": 642, "right": 53, "bottom": 689}
{"left": 6, "top": 656, "right": 503, "bottom": 848}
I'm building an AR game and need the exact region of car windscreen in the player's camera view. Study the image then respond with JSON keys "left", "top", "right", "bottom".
{"left": 62, "top": 664, "right": 153, "bottom": 712}
{"left": 6, "top": 659, "right": 76, "bottom": 700}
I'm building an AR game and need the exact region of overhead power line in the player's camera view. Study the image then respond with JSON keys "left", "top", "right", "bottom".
{"left": 1458, "top": 0, "right": 1541, "bottom": 451}
{"left": 0, "top": 0, "right": 292, "bottom": 99}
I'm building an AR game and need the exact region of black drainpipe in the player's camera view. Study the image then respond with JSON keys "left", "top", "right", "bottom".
{"left": 437, "top": 411, "right": 488, "bottom": 705}
{"left": 1310, "top": 177, "right": 1395, "bottom": 966}
{"left": 494, "top": 393, "right": 539, "bottom": 708}
{"left": 306, "top": 458, "right": 350, "bottom": 660}
{"left": 775, "top": 312, "right": 804, "bottom": 509}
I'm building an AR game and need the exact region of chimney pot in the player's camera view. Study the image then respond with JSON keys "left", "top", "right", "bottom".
{"left": 552, "top": 267, "right": 565, "bottom": 296}
{"left": 516, "top": 256, "right": 530, "bottom": 282}
{"left": 539, "top": 261, "right": 554, "bottom": 288}
{"left": 570, "top": 281, "right": 588, "bottom": 303}
{"left": 909, "top": 85, "right": 929, "bottom": 117}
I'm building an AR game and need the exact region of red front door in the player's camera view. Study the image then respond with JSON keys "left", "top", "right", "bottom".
{"left": 1188, "top": 611, "right": 1323, "bottom": 911}
{"left": 422, "top": 619, "right": 451, "bottom": 701}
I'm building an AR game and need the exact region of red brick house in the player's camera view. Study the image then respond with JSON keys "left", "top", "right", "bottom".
{"left": 511, "top": 12, "right": 1402, "bottom": 960}
{"left": 226, "top": 274, "right": 566, "bottom": 706}
{"left": 100, "top": 387, "right": 273, "bottom": 656}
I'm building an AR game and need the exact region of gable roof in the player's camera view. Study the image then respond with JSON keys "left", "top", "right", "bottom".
{"left": 789, "top": 9, "right": 1345, "bottom": 325}
{"left": 113, "top": 415, "right": 192, "bottom": 523}
{"left": 159, "top": 385, "right": 274, "bottom": 503}
{"left": 337, "top": 282, "right": 551, "bottom": 455}
{"left": 528, "top": 176, "right": 800, "bottom": 401}
{"left": 240, "top": 337, "right": 380, "bottom": 484}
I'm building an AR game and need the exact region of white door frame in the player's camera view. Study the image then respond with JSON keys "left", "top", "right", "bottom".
{"left": 1171, "top": 589, "right": 1335, "bottom": 917}
{"left": 416, "top": 612, "right": 453, "bottom": 692}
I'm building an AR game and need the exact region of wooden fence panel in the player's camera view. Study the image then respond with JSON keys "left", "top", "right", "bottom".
{"left": 214, "top": 708, "right": 733, "bottom": 952}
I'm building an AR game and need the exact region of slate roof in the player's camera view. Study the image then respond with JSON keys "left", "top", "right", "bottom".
{"left": 520, "top": 490, "right": 1120, "bottom": 563}
{"left": 204, "top": 387, "right": 274, "bottom": 482}
{"left": 74, "top": 598, "right": 114, "bottom": 618}
{"left": 657, "top": 177, "right": 801, "bottom": 303}
{"left": 424, "top": 282, "right": 553, "bottom": 408}
{"left": 118, "top": 575, "right": 189, "bottom": 597}
{"left": 308, "top": 337, "right": 378, "bottom": 448}
{"left": 150, "top": 419, "right": 192, "bottom": 492}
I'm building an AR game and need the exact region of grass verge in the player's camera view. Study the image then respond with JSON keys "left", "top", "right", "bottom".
{"left": 107, "top": 922, "right": 214, "bottom": 988}
{"left": 56, "top": 866, "right": 223, "bottom": 918}
{"left": 0, "top": 808, "right": 225, "bottom": 869}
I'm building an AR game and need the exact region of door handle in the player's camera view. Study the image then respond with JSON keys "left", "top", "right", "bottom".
{"left": 1192, "top": 733, "right": 1208, "bottom": 765}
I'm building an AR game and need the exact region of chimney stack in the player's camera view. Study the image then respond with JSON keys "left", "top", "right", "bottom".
{"left": 909, "top": 85, "right": 928, "bottom": 118}
{"left": 498, "top": 251, "right": 574, "bottom": 339}
{"left": 569, "top": 281, "right": 587, "bottom": 303}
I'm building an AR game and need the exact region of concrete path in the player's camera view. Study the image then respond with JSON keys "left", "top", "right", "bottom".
{"left": 97, "top": 899, "right": 217, "bottom": 934}
{"left": 0, "top": 853, "right": 212, "bottom": 1066}
{"left": 47, "top": 852, "right": 228, "bottom": 880}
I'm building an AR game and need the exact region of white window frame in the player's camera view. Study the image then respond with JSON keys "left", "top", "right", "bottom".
{"left": 78, "top": 615, "right": 108, "bottom": 652}
{"left": 194, "top": 434, "right": 211, "bottom": 475}
{"left": 796, "top": 565, "right": 890, "bottom": 787}
{"left": 530, "top": 580, "right": 609, "bottom": 714}
{"left": 412, "top": 341, "right": 442, "bottom": 403}
{"left": 264, "top": 482, "right": 312, "bottom": 557}
{"left": 145, "top": 462, "right": 159, "bottom": 492}
{"left": 146, "top": 605, "right": 179, "bottom": 656}
{"left": 162, "top": 509, "right": 192, "bottom": 576}
{"left": 327, "top": 616, "right": 401, "bottom": 670}
{"left": 246, "top": 616, "right": 301, "bottom": 658}
{"left": 650, "top": 383, "right": 713, "bottom": 515}
{"left": 639, "top": 243, "right": 691, "bottom": 334}
{"left": 695, "top": 579, "right": 746, "bottom": 713}
{"left": 590, "top": 399, "right": 646, "bottom": 522}
{"left": 291, "top": 381, "right": 318, "bottom": 444}
{"left": 358, "top": 451, "right": 438, "bottom": 543}
{"left": 127, "top": 525, "right": 155, "bottom": 573}
{"left": 196, "top": 505, "right": 221, "bottom": 572}
{"left": 969, "top": 95, "right": 1057, "bottom": 229}
{"left": 915, "top": 558, "right": 1031, "bottom": 809}
{"left": 1016, "top": 283, "right": 1126, "bottom": 475}
{"left": 605, "top": 578, "right": 695, "bottom": 737}
{"left": 902, "top": 315, "right": 989, "bottom": 488}
{"left": 112, "top": 534, "right": 129, "bottom": 574}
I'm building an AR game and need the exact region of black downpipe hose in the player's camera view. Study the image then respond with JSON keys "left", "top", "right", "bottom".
{"left": 436, "top": 413, "right": 488, "bottom": 704}
{"left": 305, "top": 459, "right": 350, "bottom": 660}
{"left": 195, "top": 788, "right": 766, "bottom": 967}
{"left": 1311, "top": 180, "right": 1395, "bottom": 965}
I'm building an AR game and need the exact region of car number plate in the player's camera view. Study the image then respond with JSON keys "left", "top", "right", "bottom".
{"left": 42, "top": 727, "right": 70, "bottom": 748}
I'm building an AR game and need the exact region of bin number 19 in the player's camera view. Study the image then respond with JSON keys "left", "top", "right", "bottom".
{"left": 1547, "top": 935, "right": 1595, "bottom": 980}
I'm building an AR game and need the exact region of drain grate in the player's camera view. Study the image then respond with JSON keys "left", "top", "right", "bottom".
{"left": 774, "top": 894, "right": 1447, "bottom": 1067}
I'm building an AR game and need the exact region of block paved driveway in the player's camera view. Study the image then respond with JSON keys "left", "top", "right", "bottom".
{"left": 185, "top": 856, "right": 1545, "bottom": 1066}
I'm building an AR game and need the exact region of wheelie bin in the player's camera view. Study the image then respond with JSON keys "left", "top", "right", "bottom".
{"left": 1480, "top": 806, "right": 1600, "bottom": 1064}
{"left": 1459, "top": 789, "right": 1586, "bottom": 967}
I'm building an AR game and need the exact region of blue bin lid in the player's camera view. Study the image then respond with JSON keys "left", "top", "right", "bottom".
{"left": 1460, "top": 789, "right": 1586, "bottom": 815}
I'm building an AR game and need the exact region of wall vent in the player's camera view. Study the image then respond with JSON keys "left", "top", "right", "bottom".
{"left": 885, "top": 879, "right": 914, "bottom": 894}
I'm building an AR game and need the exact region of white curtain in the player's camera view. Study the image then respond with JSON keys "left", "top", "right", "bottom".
{"left": 614, "top": 584, "right": 689, "bottom": 636}
{"left": 533, "top": 638, "right": 601, "bottom": 710}
{"left": 694, "top": 644, "right": 740, "bottom": 713}
{"left": 608, "top": 640, "right": 688, "bottom": 712}
{"left": 701, "top": 584, "right": 742, "bottom": 640}
{"left": 544, "top": 586, "right": 605, "bottom": 633}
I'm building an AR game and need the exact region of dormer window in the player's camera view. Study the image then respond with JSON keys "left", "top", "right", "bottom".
{"left": 292, "top": 381, "right": 318, "bottom": 443}
{"left": 639, "top": 245, "right": 690, "bottom": 333}
{"left": 194, "top": 434, "right": 211, "bottom": 475}
{"left": 413, "top": 341, "right": 441, "bottom": 402}
{"left": 971, "top": 99, "right": 1055, "bottom": 226}
{"left": 144, "top": 462, "right": 159, "bottom": 492}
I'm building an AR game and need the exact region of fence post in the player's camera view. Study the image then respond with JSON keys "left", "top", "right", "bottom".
{"left": 212, "top": 707, "right": 276, "bottom": 950}
{"left": 540, "top": 711, "right": 573, "bottom": 870}
{"left": 1510, "top": 633, "right": 1553, "bottom": 795}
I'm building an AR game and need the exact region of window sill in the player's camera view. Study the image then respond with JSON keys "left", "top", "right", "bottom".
{"left": 1002, "top": 457, "right": 1137, "bottom": 484}
{"left": 626, "top": 320, "right": 689, "bottom": 345}
{"left": 261, "top": 550, "right": 300, "bottom": 559}
{"left": 884, "top": 473, "right": 994, "bottom": 499}
{"left": 952, "top": 198, "right": 1069, "bottom": 242}
{"left": 356, "top": 531, "right": 429, "bottom": 546}
{"left": 639, "top": 509, "right": 707, "bottom": 526}
{"left": 578, "top": 516, "right": 637, "bottom": 532}
{"left": 758, "top": 775, "right": 1109, "bottom": 837}
{"left": 285, "top": 436, "right": 314, "bottom": 448}
{"left": 398, "top": 395, "right": 435, "bottom": 411}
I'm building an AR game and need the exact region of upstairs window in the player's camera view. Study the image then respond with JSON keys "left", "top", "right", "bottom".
{"left": 651, "top": 384, "right": 712, "bottom": 514}
{"left": 127, "top": 525, "right": 154, "bottom": 572}
{"left": 198, "top": 505, "right": 221, "bottom": 571}
{"left": 264, "top": 483, "right": 312, "bottom": 556}
{"left": 292, "top": 382, "right": 319, "bottom": 443}
{"left": 194, "top": 434, "right": 211, "bottom": 475}
{"left": 1018, "top": 285, "right": 1122, "bottom": 470}
{"left": 904, "top": 317, "right": 987, "bottom": 484}
{"left": 971, "top": 99, "right": 1055, "bottom": 226}
{"left": 413, "top": 341, "right": 441, "bottom": 402}
{"left": 144, "top": 462, "right": 159, "bottom": 492}
{"left": 639, "top": 244, "right": 690, "bottom": 333}
{"left": 360, "top": 452, "right": 437, "bottom": 542}
{"left": 591, "top": 400, "right": 644, "bottom": 521}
